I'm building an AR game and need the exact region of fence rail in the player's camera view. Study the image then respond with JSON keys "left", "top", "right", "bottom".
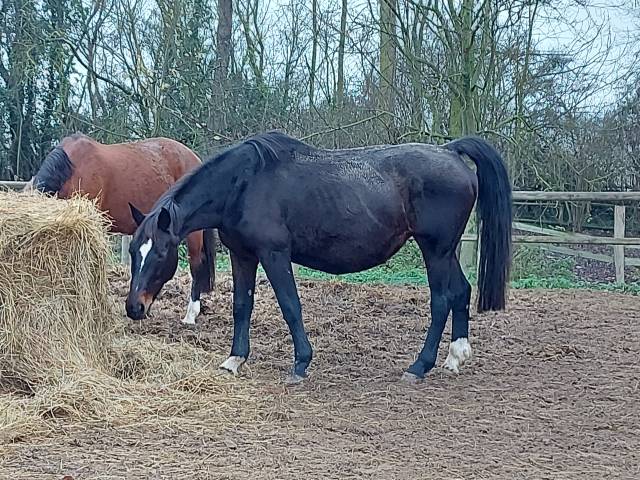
{"left": 512, "top": 191, "right": 640, "bottom": 201}
{"left": 461, "top": 234, "right": 640, "bottom": 245}
{"left": 3, "top": 181, "right": 639, "bottom": 282}
{"left": 0, "top": 181, "right": 27, "bottom": 190}
{"left": 4, "top": 181, "right": 640, "bottom": 200}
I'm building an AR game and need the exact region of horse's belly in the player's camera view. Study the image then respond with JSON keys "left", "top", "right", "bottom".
{"left": 285, "top": 185, "right": 411, "bottom": 274}
{"left": 290, "top": 225, "right": 410, "bottom": 275}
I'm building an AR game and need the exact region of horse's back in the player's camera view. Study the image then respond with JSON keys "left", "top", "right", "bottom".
{"left": 102, "top": 137, "right": 200, "bottom": 179}
{"left": 131, "top": 137, "right": 201, "bottom": 172}
{"left": 62, "top": 136, "right": 201, "bottom": 234}
{"left": 367, "top": 142, "right": 478, "bottom": 242}
{"left": 288, "top": 141, "right": 477, "bottom": 206}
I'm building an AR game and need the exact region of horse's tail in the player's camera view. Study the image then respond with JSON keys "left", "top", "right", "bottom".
{"left": 30, "top": 146, "right": 73, "bottom": 194}
{"left": 201, "top": 229, "right": 217, "bottom": 292}
{"left": 445, "top": 136, "right": 512, "bottom": 312}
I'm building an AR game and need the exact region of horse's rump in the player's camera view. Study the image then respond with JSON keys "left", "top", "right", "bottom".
{"left": 32, "top": 134, "right": 202, "bottom": 234}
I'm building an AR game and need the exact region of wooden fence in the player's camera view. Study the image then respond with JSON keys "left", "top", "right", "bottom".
{"left": 2, "top": 180, "right": 640, "bottom": 283}
{"left": 459, "top": 192, "right": 640, "bottom": 284}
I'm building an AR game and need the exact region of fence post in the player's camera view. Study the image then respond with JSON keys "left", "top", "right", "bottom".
{"left": 614, "top": 205, "right": 625, "bottom": 284}
{"left": 460, "top": 208, "right": 477, "bottom": 278}
{"left": 120, "top": 235, "right": 131, "bottom": 266}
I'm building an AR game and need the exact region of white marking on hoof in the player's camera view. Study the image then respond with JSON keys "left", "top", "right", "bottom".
{"left": 401, "top": 371, "right": 422, "bottom": 384}
{"left": 443, "top": 338, "right": 472, "bottom": 374}
{"left": 220, "top": 356, "right": 246, "bottom": 375}
{"left": 139, "top": 238, "right": 153, "bottom": 271}
{"left": 181, "top": 299, "right": 200, "bottom": 325}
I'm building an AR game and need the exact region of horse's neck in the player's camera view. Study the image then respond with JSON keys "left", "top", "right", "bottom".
{"left": 174, "top": 160, "right": 242, "bottom": 237}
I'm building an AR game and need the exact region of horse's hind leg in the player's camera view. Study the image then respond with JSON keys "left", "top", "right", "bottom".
{"left": 403, "top": 237, "right": 455, "bottom": 382}
{"left": 442, "top": 259, "right": 473, "bottom": 374}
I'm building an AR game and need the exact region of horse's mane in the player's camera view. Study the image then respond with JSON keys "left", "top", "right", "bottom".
{"left": 33, "top": 146, "right": 74, "bottom": 194}
{"left": 140, "top": 131, "right": 314, "bottom": 235}
{"left": 165, "top": 131, "right": 311, "bottom": 202}
{"left": 202, "top": 130, "right": 313, "bottom": 172}
{"left": 243, "top": 130, "right": 314, "bottom": 169}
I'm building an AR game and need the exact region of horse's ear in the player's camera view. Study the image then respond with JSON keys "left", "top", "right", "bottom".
{"left": 129, "top": 203, "right": 145, "bottom": 226}
{"left": 157, "top": 207, "right": 171, "bottom": 233}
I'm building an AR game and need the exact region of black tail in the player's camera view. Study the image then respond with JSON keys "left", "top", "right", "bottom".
{"left": 202, "top": 228, "right": 217, "bottom": 292}
{"left": 31, "top": 146, "right": 74, "bottom": 194}
{"left": 445, "top": 136, "right": 512, "bottom": 312}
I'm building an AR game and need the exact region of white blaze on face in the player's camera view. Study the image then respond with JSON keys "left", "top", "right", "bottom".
{"left": 139, "top": 238, "right": 153, "bottom": 272}
{"left": 181, "top": 298, "right": 200, "bottom": 325}
{"left": 443, "top": 337, "right": 473, "bottom": 374}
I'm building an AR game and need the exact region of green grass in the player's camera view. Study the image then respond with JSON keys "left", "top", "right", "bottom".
{"left": 176, "top": 241, "right": 640, "bottom": 295}
{"left": 178, "top": 242, "right": 231, "bottom": 271}
{"left": 510, "top": 276, "right": 640, "bottom": 294}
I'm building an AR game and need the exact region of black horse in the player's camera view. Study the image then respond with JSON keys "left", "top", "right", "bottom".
{"left": 126, "top": 131, "right": 512, "bottom": 383}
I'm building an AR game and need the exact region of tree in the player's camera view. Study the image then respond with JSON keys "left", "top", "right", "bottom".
{"left": 378, "top": 0, "right": 397, "bottom": 118}
{"left": 336, "top": 0, "right": 348, "bottom": 108}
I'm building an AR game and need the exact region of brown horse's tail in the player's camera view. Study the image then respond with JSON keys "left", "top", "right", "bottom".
{"left": 202, "top": 229, "right": 217, "bottom": 292}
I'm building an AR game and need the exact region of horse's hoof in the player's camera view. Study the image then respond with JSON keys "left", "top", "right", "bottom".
{"left": 219, "top": 356, "right": 246, "bottom": 375}
{"left": 440, "top": 365, "right": 458, "bottom": 376}
{"left": 442, "top": 361, "right": 459, "bottom": 374}
{"left": 285, "top": 373, "right": 306, "bottom": 385}
{"left": 401, "top": 371, "right": 422, "bottom": 384}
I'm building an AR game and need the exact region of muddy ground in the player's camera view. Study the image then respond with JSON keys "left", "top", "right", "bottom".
{"left": 2, "top": 269, "right": 639, "bottom": 479}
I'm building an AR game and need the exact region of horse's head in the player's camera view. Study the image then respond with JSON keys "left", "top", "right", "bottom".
{"left": 125, "top": 203, "right": 180, "bottom": 320}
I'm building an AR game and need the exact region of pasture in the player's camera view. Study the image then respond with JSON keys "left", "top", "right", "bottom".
{"left": 2, "top": 265, "right": 639, "bottom": 479}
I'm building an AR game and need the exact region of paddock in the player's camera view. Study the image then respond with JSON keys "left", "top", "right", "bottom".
{"left": 1, "top": 267, "right": 638, "bottom": 479}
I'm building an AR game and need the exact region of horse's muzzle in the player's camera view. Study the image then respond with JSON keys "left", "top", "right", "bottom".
{"left": 126, "top": 292, "right": 153, "bottom": 320}
{"left": 126, "top": 301, "right": 146, "bottom": 320}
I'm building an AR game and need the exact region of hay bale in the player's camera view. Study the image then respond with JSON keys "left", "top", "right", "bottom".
{"left": 0, "top": 194, "right": 261, "bottom": 445}
{"left": 0, "top": 191, "right": 116, "bottom": 386}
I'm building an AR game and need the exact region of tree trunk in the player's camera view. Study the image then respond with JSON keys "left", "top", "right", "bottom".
{"left": 309, "top": 0, "right": 318, "bottom": 108}
{"left": 378, "top": 0, "right": 397, "bottom": 115}
{"left": 336, "top": 0, "right": 347, "bottom": 108}
{"left": 215, "top": 0, "right": 233, "bottom": 84}
{"left": 449, "top": 0, "right": 476, "bottom": 137}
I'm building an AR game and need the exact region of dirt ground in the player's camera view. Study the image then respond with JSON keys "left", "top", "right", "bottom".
{"left": 2, "top": 269, "right": 640, "bottom": 479}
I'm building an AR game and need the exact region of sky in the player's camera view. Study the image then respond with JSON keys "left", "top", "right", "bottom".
{"left": 532, "top": 1, "right": 638, "bottom": 106}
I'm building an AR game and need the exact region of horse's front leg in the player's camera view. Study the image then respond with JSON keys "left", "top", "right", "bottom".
{"left": 220, "top": 251, "right": 258, "bottom": 375}
{"left": 183, "top": 232, "right": 207, "bottom": 325}
{"left": 259, "top": 249, "right": 312, "bottom": 384}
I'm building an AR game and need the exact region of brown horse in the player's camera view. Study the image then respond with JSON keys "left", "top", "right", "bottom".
{"left": 24, "top": 133, "right": 215, "bottom": 324}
